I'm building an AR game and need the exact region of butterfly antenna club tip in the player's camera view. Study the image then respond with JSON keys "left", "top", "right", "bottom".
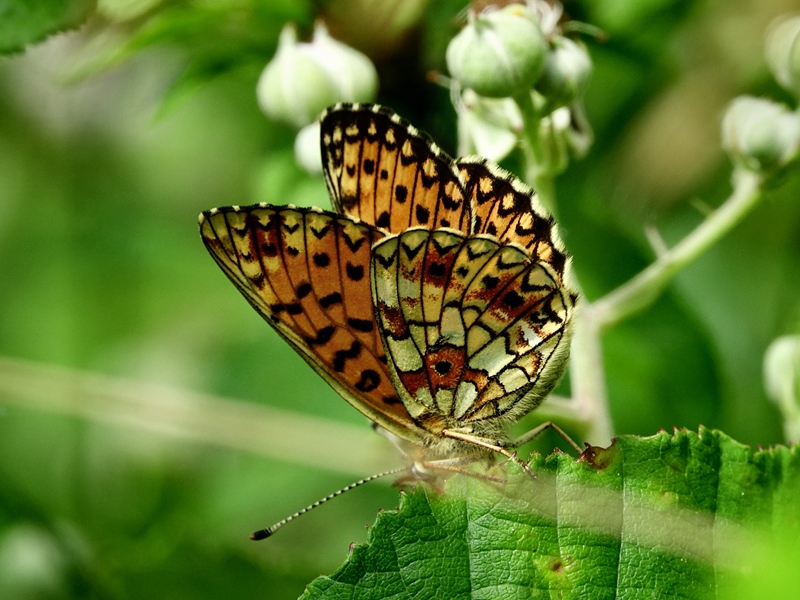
{"left": 249, "top": 467, "right": 406, "bottom": 541}
{"left": 250, "top": 529, "right": 273, "bottom": 541}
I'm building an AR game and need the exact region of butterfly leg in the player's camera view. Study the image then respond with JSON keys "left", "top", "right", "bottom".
{"left": 441, "top": 429, "right": 535, "bottom": 477}
{"left": 512, "top": 421, "right": 583, "bottom": 455}
{"left": 409, "top": 459, "right": 508, "bottom": 487}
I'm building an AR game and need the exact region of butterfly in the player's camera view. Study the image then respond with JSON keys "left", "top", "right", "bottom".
{"left": 199, "top": 104, "right": 577, "bottom": 469}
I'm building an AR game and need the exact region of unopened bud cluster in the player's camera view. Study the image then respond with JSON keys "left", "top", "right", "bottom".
{"left": 446, "top": 2, "right": 592, "bottom": 164}
{"left": 764, "top": 335, "right": 800, "bottom": 443}
{"left": 446, "top": 3, "right": 590, "bottom": 105}
{"left": 722, "top": 14, "right": 800, "bottom": 174}
{"left": 256, "top": 23, "right": 378, "bottom": 172}
{"left": 766, "top": 14, "right": 800, "bottom": 99}
{"left": 446, "top": 5, "right": 548, "bottom": 99}
{"left": 257, "top": 23, "right": 377, "bottom": 128}
{"left": 722, "top": 96, "right": 800, "bottom": 173}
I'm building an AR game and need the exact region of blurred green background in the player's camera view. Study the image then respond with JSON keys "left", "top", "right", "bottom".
{"left": 1, "top": 0, "right": 799, "bottom": 598}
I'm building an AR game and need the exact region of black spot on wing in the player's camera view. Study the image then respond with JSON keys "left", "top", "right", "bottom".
{"left": 502, "top": 290, "right": 524, "bottom": 309}
{"left": 346, "top": 263, "right": 365, "bottom": 281}
{"left": 481, "top": 274, "right": 500, "bottom": 290}
{"left": 395, "top": 185, "right": 408, "bottom": 203}
{"left": 319, "top": 292, "right": 343, "bottom": 308}
{"left": 354, "top": 369, "right": 380, "bottom": 392}
{"left": 261, "top": 242, "right": 278, "bottom": 257}
{"left": 333, "top": 341, "right": 362, "bottom": 372}
{"left": 415, "top": 204, "right": 430, "bottom": 225}
{"left": 347, "top": 318, "right": 374, "bottom": 333}
{"left": 376, "top": 212, "right": 391, "bottom": 228}
{"left": 434, "top": 360, "right": 452, "bottom": 375}
{"left": 271, "top": 302, "right": 303, "bottom": 316}
{"left": 306, "top": 325, "right": 335, "bottom": 345}
{"left": 429, "top": 261, "right": 446, "bottom": 278}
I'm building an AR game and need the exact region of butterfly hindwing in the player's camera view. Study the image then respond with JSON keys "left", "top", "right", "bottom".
{"left": 371, "top": 228, "right": 575, "bottom": 432}
{"left": 321, "top": 104, "right": 472, "bottom": 234}
{"left": 199, "top": 204, "right": 422, "bottom": 439}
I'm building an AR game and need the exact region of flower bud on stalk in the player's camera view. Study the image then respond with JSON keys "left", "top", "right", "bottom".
{"left": 534, "top": 36, "right": 592, "bottom": 111}
{"left": 446, "top": 4, "right": 548, "bottom": 98}
{"left": 456, "top": 89, "right": 522, "bottom": 160}
{"left": 294, "top": 122, "right": 322, "bottom": 174}
{"left": 764, "top": 335, "right": 800, "bottom": 443}
{"left": 538, "top": 106, "right": 572, "bottom": 174}
{"left": 721, "top": 96, "right": 800, "bottom": 173}
{"left": 765, "top": 14, "right": 800, "bottom": 100}
{"left": 257, "top": 23, "right": 378, "bottom": 128}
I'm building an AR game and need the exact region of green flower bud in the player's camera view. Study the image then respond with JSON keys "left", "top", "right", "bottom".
{"left": 539, "top": 106, "right": 571, "bottom": 174}
{"left": 535, "top": 36, "right": 592, "bottom": 110}
{"left": 457, "top": 89, "right": 521, "bottom": 160}
{"left": 446, "top": 5, "right": 548, "bottom": 99}
{"left": 764, "top": 335, "right": 800, "bottom": 443}
{"left": 294, "top": 122, "right": 322, "bottom": 174}
{"left": 257, "top": 23, "right": 378, "bottom": 128}
{"left": 765, "top": 14, "right": 800, "bottom": 99}
{"left": 721, "top": 96, "right": 800, "bottom": 172}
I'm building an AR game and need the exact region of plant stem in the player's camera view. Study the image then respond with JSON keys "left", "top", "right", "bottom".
{"left": 513, "top": 91, "right": 556, "bottom": 214}
{"left": 512, "top": 91, "right": 615, "bottom": 444}
{"left": 568, "top": 309, "right": 614, "bottom": 444}
{"left": 0, "top": 355, "right": 397, "bottom": 476}
{"left": 590, "top": 169, "right": 765, "bottom": 329}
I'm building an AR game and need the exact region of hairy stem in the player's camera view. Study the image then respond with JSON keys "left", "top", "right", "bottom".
{"left": 0, "top": 355, "right": 397, "bottom": 476}
{"left": 512, "top": 91, "right": 614, "bottom": 444}
{"left": 568, "top": 309, "right": 614, "bottom": 444}
{"left": 513, "top": 91, "right": 556, "bottom": 214}
{"left": 591, "top": 169, "right": 765, "bottom": 328}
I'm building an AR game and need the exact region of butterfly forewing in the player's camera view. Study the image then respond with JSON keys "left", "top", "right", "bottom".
{"left": 457, "top": 158, "right": 570, "bottom": 283}
{"left": 199, "top": 204, "right": 422, "bottom": 439}
{"left": 372, "top": 228, "right": 575, "bottom": 433}
{"left": 321, "top": 104, "right": 472, "bottom": 234}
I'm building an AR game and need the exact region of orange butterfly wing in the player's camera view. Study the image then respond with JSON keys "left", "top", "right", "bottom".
{"left": 457, "top": 157, "right": 571, "bottom": 285}
{"left": 199, "top": 204, "right": 423, "bottom": 441}
{"left": 321, "top": 104, "right": 472, "bottom": 234}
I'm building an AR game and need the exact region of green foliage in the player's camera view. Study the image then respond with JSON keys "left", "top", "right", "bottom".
{"left": 91, "top": 1, "right": 314, "bottom": 111}
{"left": 304, "top": 429, "right": 800, "bottom": 599}
{"left": 0, "top": 0, "right": 94, "bottom": 54}
{"left": 0, "top": 0, "right": 799, "bottom": 599}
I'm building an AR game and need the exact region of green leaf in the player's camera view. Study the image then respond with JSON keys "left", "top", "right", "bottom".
{"left": 76, "top": 0, "right": 314, "bottom": 106}
{"left": 0, "top": 0, "right": 95, "bottom": 55}
{"left": 301, "top": 428, "right": 800, "bottom": 599}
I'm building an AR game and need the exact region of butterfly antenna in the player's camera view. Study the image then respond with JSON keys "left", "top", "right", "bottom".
{"left": 250, "top": 466, "right": 407, "bottom": 540}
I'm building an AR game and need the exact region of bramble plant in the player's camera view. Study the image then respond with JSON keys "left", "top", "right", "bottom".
{"left": 1, "top": 1, "right": 800, "bottom": 599}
